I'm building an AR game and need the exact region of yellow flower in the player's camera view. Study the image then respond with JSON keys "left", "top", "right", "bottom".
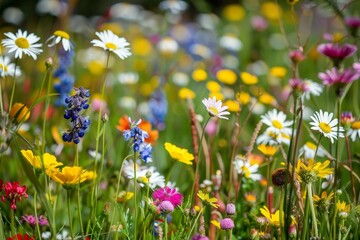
{"left": 47, "top": 166, "right": 96, "bottom": 188}
{"left": 240, "top": 72, "right": 258, "bottom": 85}
{"left": 21, "top": 150, "right": 63, "bottom": 171}
{"left": 211, "top": 220, "right": 221, "bottom": 229}
{"left": 132, "top": 37, "right": 153, "bottom": 56}
{"left": 236, "top": 91, "right": 251, "bottom": 105}
{"left": 245, "top": 193, "right": 257, "bottom": 204}
{"left": 257, "top": 144, "right": 279, "bottom": 157}
{"left": 206, "top": 81, "right": 221, "bottom": 92}
{"left": 224, "top": 100, "right": 240, "bottom": 112}
{"left": 216, "top": 69, "right": 237, "bottom": 85}
{"left": 258, "top": 92, "right": 276, "bottom": 105}
{"left": 287, "top": 0, "right": 300, "bottom": 5}
{"left": 197, "top": 190, "right": 218, "bottom": 208}
{"left": 209, "top": 92, "right": 224, "bottom": 101}
{"left": 222, "top": 4, "right": 245, "bottom": 22}
{"left": 270, "top": 67, "right": 287, "bottom": 78}
{"left": 313, "top": 191, "right": 334, "bottom": 210}
{"left": 192, "top": 69, "right": 207, "bottom": 81}
{"left": 260, "top": 206, "right": 281, "bottom": 227}
{"left": 9, "top": 103, "right": 30, "bottom": 123}
{"left": 164, "top": 142, "right": 194, "bottom": 165}
{"left": 87, "top": 60, "right": 105, "bottom": 75}
{"left": 336, "top": 200, "right": 351, "bottom": 218}
{"left": 117, "top": 191, "right": 134, "bottom": 203}
{"left": 178, "top": 88, "right": 196, "bottom": 100}
{"left": 296, "top": 159, "right": 333, "bottom": 183}
{"left": 261, "top": 2, "right": 282, "bottom": 21}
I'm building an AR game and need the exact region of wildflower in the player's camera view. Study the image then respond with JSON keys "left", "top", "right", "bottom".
{"left": 2, "top": 29, "right": 43, "bottom": 60}
{"left": 260, "top": 206, "right": 281, "bottom": 227}
{"left": 91, "top": 30, "right": 131, "bottom": 60}
{"left": 1, "top": 181, "right": 28, "bottom": 209}
{"left": 216, "top": 69, "right": 237, "bottom": 85}
{"left": 296, "top": 158, "right": 333, "bottom": 183}
{"left": 298, "top": 141, "right": 326, "bottom": 159}
{"left": 233, "top": 156, "right": 262, "bottom": 181}
{"left": 22, "top": 215, "right": 49, "bottom": 227}
{"left": 159, "top": 0, "right": 188, "bottom": 14}
{"left": 47, "top": 166, "right": 96, "bottom": 188}
{"left": 321, "top": 174, "right": 334, "bottom": 189}
{"left": 220, "top": 218, "right": 234, "bottom": 230}
{"left": 192, "top": 68, "right": 207, "bottom": 81}
{"left": 153, "top": 186, "right": 183, "bottom": 207}
{"left": 206, "top": 81, "right": 221, "bottom": 92}
{"left": 245, "top": 193, "right": 257, "bottom": 204}
{"left": 318, "top": 67, "right": 360, "bottom": 90}
{"left": 192, "top": 234, "right": 209, "bottom": 240}
{"left": 236, "top": 91, "right": 251, "bottom": 105}
{"left": 179, "top": 87, "right": 196, "bottom": 99}
{"left": 226, "top": 203, "right": 236, "bottom": 215}
{"left": 222, "top": 4, "right": 245, "bottom": 22}
{"left": 139, "top": 143, "right": 153, "bottom": 163}
{"left": 317, "top": 43, "right": 357, "bottom": 67}
{"left": 46, "top": 30, "right": 72, "bottom": 51}
{"left": 158, "top": 200, "right": 175, "bottom": 213}
{"left": 0, "top": 56, "right": 21, "bottom": 77}
{"left": 202, "top": 96, "right": 230, "bottom": 120}
{"left": 261, "top": 109, "right": 293, "bottom": 136}
{"left": 219, "top": 34, "right": 243, "bottom": 52}
{"left": 164, "top": 142, "right": 194, "bottom": 165}
{"left": 116, "top": 116, "right": 158, "bottom": 144}
{"left": 303, "top": 79, "right": 323, "bottom": 100}
{"left": 116, "top": 191, "right": 134, "bottom": 203}
{"left": 256, "top": 128, "right": 290, "bottom": 146}
{"left": 310, "top": 110, "right": 344, "bottom": 143}
{"left": 157, "top": 37, "right": 178, "bottom": 55}
{"left": 240, "top": 72, "right": 258, "bottom": 85}
{"left": 313, "top": 191, "right": 334, "bottom": 210}
{"left": 123, "top": 160, "right": 165, "bottom": 188}
{"left": 21, "top": 150, "right": 63, "bottom": 171}
{"left": 341, "top": 111, "right": 355, "bottom": 129}
{"left": 336, "top": 200, "right": 351, "bottom": 218}
{"left": 257, "top": 144, "right": 278, "bottom": 157}
{"left": 62, "top": 87, "right": 90, "bottom": 144}
{"left": 9, "top": 103, "right": 30, "bottom": 123}
{"left": 272, "top": 168, "right": 289, "bottom": 187}
{"left": 289, "top": 49, "right": 305, "bottom": 63}
{"left": 347, "top": 120, "right": 360, "bottom": 141}
{"left": 289, "top": 78, "right": 309, "bottom": 94}
{"left": 224, "top": 100, "right": 240, "bottom": 112}
{"left": 197, "top": 190, "right": 218, "bottom": 208}
{"left": 148, "top": 89, "right": 167, "bottom": 130}
{"left": 260, "top": 2, "right": 282, "bottom": 21}
{"left": 251, "top": 16, "right": 268, "bottom": 31}
{"left": 270, "top": 67, "right": 287, "bottom": 78}
{"left": 211, "top": 219, "right": 221, "bottom": 229}
{"left": 346, "top": 17, "right": 360, "bottom": 36}
{"left": 6, "top": 234, "right": 34, "bottom": 240}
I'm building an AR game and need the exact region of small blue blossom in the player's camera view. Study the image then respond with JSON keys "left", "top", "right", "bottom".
{"left": 62, "top": 87, "right": 90, "bottom": 144}
{"left": 148, "top": 89, "right": 167, "bottom": 130}
{"left": 139, "top": 143, "right": 152, "bottom": 163}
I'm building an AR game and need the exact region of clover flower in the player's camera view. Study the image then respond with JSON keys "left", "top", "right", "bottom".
{"left": 2, "top": 29, "right": 43, "bottom": 60}
{"left": 62, "top": 87, "right": 90, "bottom": 144}
{"left": 220, "top": 218, "right": 235, "bottom": 230}
{"left": 0, "top": 180, "right": 28, "bottom": 209}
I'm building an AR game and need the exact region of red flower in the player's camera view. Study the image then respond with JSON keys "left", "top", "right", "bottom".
{"left": 1, "top": 181, "right": 28, "bottom": 210}
{"left": 6, "top": 233, "right": 34, "bottom": 240}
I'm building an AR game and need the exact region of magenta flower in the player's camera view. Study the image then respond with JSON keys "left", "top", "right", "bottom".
{"left": 353, "top": 62, "right": 360, "bottom": 73}
{"left": 289, "top": 49, "right": 305, "bottom": 63}
{"left": 220, "top": 218, "right": 235, "bottom": 230}
{"left": 22, "top": 215, "right": 49, "bottom": 227}
{"left": 192, "top": 234, "right": 209, "bottom": 240}
{"left": 152, "top": 186, "right": 183, "bottom": 207}
{"left": 157, "top": 200, "right": 174, "bottom": 213}
{"left": 345, "top": 17, "right": 360, "bottom": 29}
{"left": 289, "top": 78, "right": 309, "bottom": 93}
{"left": 318, "top": 67, "right": 360, "bottom": 86}
{"left": 317, "top": 43, "right": 357, "bottom": 67}
{"left": 1, "top": 181, "right": 28, "bottom": 210}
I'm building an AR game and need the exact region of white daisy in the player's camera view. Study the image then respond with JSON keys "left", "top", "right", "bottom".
{"left": 0, "top": 56, "right": 21, "bottom": 77}
{"left": 256, "top": 128, "right": 290, "bottom": 146}
{"left": 202, "top": 96, "right": 230, "bottom": 120}
{"left": 309, "top": 110, "right": 344, "bottom": 143}
{"left": 46, "top": 30, "right": 72, "bottom": 51}
{"left": 303, "top": 79, "right": 323, "bottom": 100}
{"left": 347, "top": 120, "right": 360, "bottom": 142}
{"left": 261, "top": 109, "right": 293, "bottom": 136}
{"left": 91, "top": 30, "right": 131, "bottom": 60}
{"left": 233, "top": 156, "right": 262, "bottom": 181}
{"left": 1, "top": 29, "right": 43, "bottom": 60}
{"left": 298, "top": 141, "right": 326, "bottom": 159}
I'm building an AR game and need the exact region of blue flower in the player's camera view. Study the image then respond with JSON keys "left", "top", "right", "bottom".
{"left": 148, "top": 89, "right": 167, "bottom": 130}
{"left": 139, "top": 143, "right": 152, "bottom": 163}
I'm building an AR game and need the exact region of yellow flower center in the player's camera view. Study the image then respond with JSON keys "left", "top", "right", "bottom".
{"left": 105, "top": 42, "right": 117, "bottom": 50}
{"left": 319, "top": 122, "right": 331, "bottom": 133}
{"left": 208, "top": 106, "right": 219, "bottom": 115}
{"left": 0, "top": 64, "right": 8, "bottom": 72}
{"left": 351, "top": 121, "right": 360, "bottom": 130}
{"left": 15, "top": 37, "right": 30, "bottom": 49}
{"left": 272, "top": 120, "right": 283, "bottom": 129}
{"left": 54, "top": 30, "right": 70, "bottom": 39}
{"left": 305, "top": 141, "right": 317, "bottom": 150}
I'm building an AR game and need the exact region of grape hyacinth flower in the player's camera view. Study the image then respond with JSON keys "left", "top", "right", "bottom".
{"left": 62, "top": 87, "right": 90, "bottom": 144}
{"left": 123, "top": 118, "right": 153, "bottom": 162}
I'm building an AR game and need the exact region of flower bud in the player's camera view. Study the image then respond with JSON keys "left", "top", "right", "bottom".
{"left": 226, "top": 203, "right": 236, "bottom": 216}
{"left": 45, "top": 57, "right": 53, "bottom": 69}
{"left": 220, "top": 218, "right": 234, "bottom": 230}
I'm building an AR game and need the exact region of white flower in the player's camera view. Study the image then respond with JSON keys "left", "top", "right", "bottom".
{"left": 46, "top": 30, "right": 72, "bottom": 51}
{"left": 0, "top": 56, "right": 21, "bottom": 77}
{"left": 118, "top": 72, "right": 139, "bottom": 84}
{"left": 310, "top": 110, "right": 344, "bottom": 143}
{"left": 256, "top": 128, "right": 290, "bottom": 146}
{"left": 303, "top": 79, "right": 323, "bottom": 100}
{"left": 219, "top": 34, "right": 243, "bottom": 52}
{"left": 2, "top": 29, "right": 43, "bottom": 60}
{"left": 159, "top": 0, "right": 188, "bottom": 14}
{"left": 299, "top": 141, "right": 326, "bottom": 159}
{"left": 157, "top": 37, "right": 178, "bottom": 55}
{"left": 91, "top": 30, "right": 131, "bottom": 60}
{"left": 347, "top": 121, "right": 360, "bottom": 142}
{"left": 261, "top": 109, "right": 293, "bottom": 136}
{"left": 233, "top": 156, "right": 262, "bottom": 181}
{"left": 202, "top": 96, "right": 230, "bottom": 120}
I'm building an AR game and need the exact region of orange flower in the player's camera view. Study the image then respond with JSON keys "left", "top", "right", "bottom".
{"left": 116, "top": 116, "right": 158, "bottom": 144}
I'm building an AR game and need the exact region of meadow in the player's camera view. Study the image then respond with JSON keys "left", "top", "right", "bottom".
{"left": 0, "top": 0, "right": 360, "bottom": 239}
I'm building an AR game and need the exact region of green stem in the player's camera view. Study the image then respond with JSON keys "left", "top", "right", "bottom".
{"left": 301, "top": 192, "right": 310, "bottom": 240}
{"left": 186, "top": 207, "right": 204, "bottom": 239}
{"left": 0, "top": 210, "right": 5, "bottom": 240}
{"left": 75, "top": 145, "right": 85, "bottom": 239}
{"left": 67, "top": 189, "right": 74, "bottom": 240}
{"left": 307, "top": 183, "right": 319, "bottom": 238}
{"left": 164, "top": 215, "right": 168, "bottom": 240}
{"left": 133, "top": 151, "right": 138, "bottom": 239}
{"left": 0, "top": 77, "right": 4, "bottom": 115}
{"left": 10, "top": 209, "right": 15, "bottom": 237}
{"left": 8, "top": 59, "right": 18, "bottom": 111}
{"left": 34, "top": 192, "right": 42, "bottom": 239}
{"left": 279, "top": 188, "right": 285, "bottom": 239}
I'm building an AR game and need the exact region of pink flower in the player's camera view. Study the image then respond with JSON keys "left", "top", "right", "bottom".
{"left": 289, "top": 49, "right": 305, "bottom": 63}
{"left": 251, "top": 16, "right": 268, "bottom": 31}
{"left": 345, "top": 17, "right": 360, "bottom": 29}
{"left": 1, "top": 181, "right": 28, "bottom": 210}
{"left": 22, "top": 215, "right": 49, "bottom": 227}
{"left": 289, "top": 78, "right": 309, "bottom": 92}
{"left": 318, "top": 67, "right": 360, "bottom": 86}
{"left": 353, "top": 62, "right": 360, "bottom": 73}
{"left": 317, "top": 43, "right": 357, "bottom": 67}
{"left": 157, "top": 200, "right": 174, "bottom": 213}
{"left": 220, "top": 218, "right": 235, "bottom": 230}
{"left": 152, "top": 186, "right": 183, "bottom": 207}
